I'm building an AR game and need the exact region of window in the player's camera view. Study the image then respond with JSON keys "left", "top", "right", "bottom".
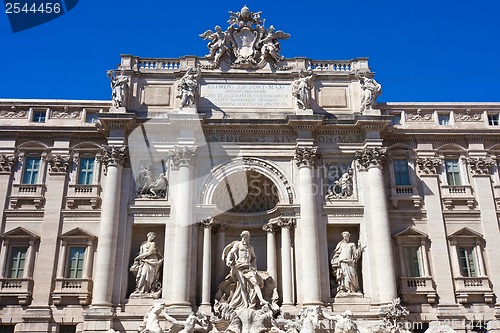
{"left": 488, "top": 114, "right": 499, "bottom": 126}
{"left": 32, "top": 111, "right": 46, "bottom": 123}
{"left": 59, "top": 326, "right": 77, "bottom": 333}
{"left": 438, "top": 113, "right": 450, "bottom": 125}
{"left": 445, "top": 159, "right": 461, "bottom": 186}
{"left": 7, "top": 246, "right": 28, "bottom": 278}
{"left": 458, "top": 246, "right": 477, "bottom": 277}
{"left": 67, "top": 246, "right": 86, "bottom": 279}
{"left": 0, "top": 325, "right": 15, "bottom": 333}
{"left": 391, "top": 113, "right": 402, "bottom": 125}
{"left": 78, "top": 158, "right": 95, "bottom": 185}
{"left": 22, "top": 157, "right": 41, "bottom": 184}
{"left": 403, "top": 246, "right": 422, "bottom": 277}
{"left": 85, "top": 112, "right": 99, "bottom": 123}
{"left": 393, "top": 159, "right": 411, "bottom": 185}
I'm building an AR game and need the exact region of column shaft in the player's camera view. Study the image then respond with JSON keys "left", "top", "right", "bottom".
{"left": 280, "top": 223, "right": 294, "bottom": 305}
{"left": 201, "top": 222, "right": 212, "bottom": 306}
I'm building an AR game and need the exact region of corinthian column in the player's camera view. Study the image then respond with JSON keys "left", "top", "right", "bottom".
{"left": 355, "top": 148, "right": 396, "bottom": 303}
{"left": 169, "top": 146, "right": 197, "bottom": 306}
{"left": 278, "top": 217, "right": 295, "bottom": 306}
{"left": 294, "top": 146, "right": 322, "bottom": 305}
{"left": 92, "top": 146, "right": 128, "bottom": 306}
{"left": 263, "top": 222, "right": 278, "bottom": 280}
{"left": 200, "top": 218, "right": 213, "bottom": 308}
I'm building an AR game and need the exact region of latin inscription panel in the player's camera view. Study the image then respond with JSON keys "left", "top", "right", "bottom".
{"left": 200, "top": 84, "right": 292, "bottom": 109}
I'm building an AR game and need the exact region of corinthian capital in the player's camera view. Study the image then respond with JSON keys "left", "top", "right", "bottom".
{"left": 262, "top": 223, "right": 278, "bottom": 234}
{"left": 467, "top": 157, "right": 495, "bottom": 175}
{"left": 102, "top": 145, "right": 129, "bottom": 167}
{"left": 294, "top": 147, "right": 321, "bottom": 167}
{"left": 47, "top": 155, "right": 72, "bottom": 174}
{"left": 355, "top": 148, "right": 387, "bottom": 169}
{"left": 277, "top": 217, "right": 296, "bottom": 228}
{"left": 0, "top": 154, "right": 17, "bottom": 173}
{"left": 169, "top": 146, "right": 197, "bottom": 169}
{"left": 415, "top": 157, "right": 441, "bottom": 175}
{"left": 200, "top": 218, "right": 213, "bottom": 228}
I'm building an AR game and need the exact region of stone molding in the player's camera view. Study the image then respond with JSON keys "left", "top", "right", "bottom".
{"left": 355, "top": 148, "right": 387, "bottom": 169}
{"left": 0, "top": 154, "right": 17, "bottom": 174}
{"left": 169, "top": 146, "right": 197, "bottom": 169}
{"left": 47, "top": 155, "right": 72, "bottom": 174}
{"left": 467, "top": 157, "right": 495, "bottom": 175}
{"left": 101, "top": 145, "right": 129, "bottom": 168}
{"left": 294, "top": 147, "right": 321, "bottom": 167}
{"left": 415, "top": 157, "right": 441, "bottom": 175}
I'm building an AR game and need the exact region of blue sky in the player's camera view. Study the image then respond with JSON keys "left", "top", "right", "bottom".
{"left": 1, "top": 0, "right": 499, "bottom": 102}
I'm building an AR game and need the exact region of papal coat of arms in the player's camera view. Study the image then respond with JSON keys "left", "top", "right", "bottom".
{"left": 199, "top": 6, "right": 290, "bottom": 69}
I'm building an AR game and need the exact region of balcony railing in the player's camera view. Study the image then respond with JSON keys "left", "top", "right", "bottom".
{"left": 399, "top": 276, "right": 437, "bottom": 304}
{"left": 66, "top": 184, "right": 101, "bottom": 209}
{"left": 0, "top": 278, "right": 33, "bottom": 305}
{"left": 454, "top": 276, "right": 493, "bottom": 303}
{"left": 441, "top": 185, "right": 475, "bottom": 209}
{"left": 9, "top": 184, "right": 46, "bottom": 208}
{"left": 52, "top": 278, "right": 92, "bottom": 305}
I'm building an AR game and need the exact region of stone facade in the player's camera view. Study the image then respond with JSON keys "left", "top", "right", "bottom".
{"left": 1, "top": 6, "right": 500, "bottom": 333}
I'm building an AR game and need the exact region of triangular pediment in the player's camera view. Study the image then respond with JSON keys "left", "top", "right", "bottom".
{"left": 448, "top": 227, "right": 483, "bottom": 240}
{"left": 395, "top": 226, "right": 428, "bottom": 239}
{"left": 60, "top": 227, "right": 96, "bottom": 240}
{"left": 2, "top": 226, "right": 39, "bottom": 241}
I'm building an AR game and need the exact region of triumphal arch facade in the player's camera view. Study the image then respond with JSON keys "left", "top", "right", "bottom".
{"left": 2, "top": 6, "right": 500, "bottom": 333}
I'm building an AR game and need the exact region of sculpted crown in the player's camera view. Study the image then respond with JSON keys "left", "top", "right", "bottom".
{"left": 199, "top": 6, "right": 290, "bottom": 70}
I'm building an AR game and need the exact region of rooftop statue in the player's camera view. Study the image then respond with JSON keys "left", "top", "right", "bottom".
{"left": 107, "top": 69, "right": 129, "bottom": 108}
{"left": 200, "top": 6, "right": 290, "bottom": 69}
{"left": 358, "top": 72, "right": 382, "bottom": 113}
{"left": 176, "top": 67, "right": 201, "bottom": 108}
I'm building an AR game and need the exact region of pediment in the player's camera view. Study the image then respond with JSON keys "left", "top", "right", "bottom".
{"left": 60, "top": 227, "right": 96, "bottom": 240}
{"left": 395, "top": 226, "right": 428, "bottom": 239}
{"left": 448, "top": 227, "right": 483, "bottom": 240}
{"left": 2, "top": 226, "right": 39, "bottom": 241}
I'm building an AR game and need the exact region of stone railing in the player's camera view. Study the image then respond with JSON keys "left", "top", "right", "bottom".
{"left": 0, "top": 278, "right": 33, "bottom": 305}
{"left": 52, "top": 278, "right": 92, "bottom": 305}
{"left": 454, "top": 276, "right": 493, "bottom": 303}
{"left": 66, "top": 184, "right": 101, "bottom": 209}
{"left": 306, "top": 60, "right": 352, "bottom": 72}
{"left": 399, "top": 276, "right": 436, "bottom": 303}
{"left": 10, "top": 184, "right": 46, "bottom": 208}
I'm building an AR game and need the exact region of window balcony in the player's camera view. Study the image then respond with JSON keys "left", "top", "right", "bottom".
{"left": 52, "top": 278, "right": 92, "bottom": 305}
{"left": 0, "top": 278, "right": 33, "bottom": 305}
{"left": 454, "top": 276, "right": 494, "bottom": 304}
{"left": 66, "top": 184, "right": 101, "bottom": 209}
{"left": 9, "top": 184, "right": 46, "bottom": 208}
{"left": 399, "top": 276, "right": 437, "bottom": 304}
{"left": 389, "top": 185, "right": 422, "bottom": 208}
{"left": 441, "top": 185, "right": 475, "bottom": 209}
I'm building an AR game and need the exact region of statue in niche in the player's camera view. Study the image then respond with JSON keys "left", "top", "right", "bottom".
{"left": 292, "top": 71, "right": 314, "bottom": 110}
{"left": 358, "top": 72, "right": 382, "bottom": 113}
{"left": 199, "top": 25, "right": 229, "bottom": 67}
{"left": 107, "top": 69, "right": 129, "bottom": 108}
{"left": 130, "top": 232, "right": 163, "bottom": 298}
{"left": 330, "top": 231, "right": 363, "bottom": 294}
{"left": 176, "top": 67, "right": 201, "bottom": 107}
{"left": 213, "top": 230, "right": 279, "bottom": 333}
{"left": 136, "top": 165, "right": 168, "bottom": 199}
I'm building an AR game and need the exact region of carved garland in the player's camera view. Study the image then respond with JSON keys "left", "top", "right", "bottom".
{"left": 294, "top": 147, "right": 321, "bottom": 167}
{"left": 0, "top": 154, "right": 17, "bottom": 173}
{"left": 467, "top": 157, "right": 495, "bottom": 175}
{"left": 415, "top": 157, "right": 441, "bottom": 175}
{"left": 354, "top": 148, "right": 387, "bottom": 169}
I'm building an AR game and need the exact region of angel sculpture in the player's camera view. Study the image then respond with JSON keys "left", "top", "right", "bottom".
{"left": 199, "top": 26, "right": 229, "bottom": 67}
{"left": 163, "top": 312, "right": 209, "bottom": 333}
{"left": 257, "top": 25, "right": 290, "bottom": 63}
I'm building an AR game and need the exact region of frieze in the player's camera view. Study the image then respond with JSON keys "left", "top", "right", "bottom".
{"left": 455, "top": 109, "right": 482, "bottom": 122}
{"left": 406, "top": 109, "right": 433, "bottom": 122}
{"left": 467, "top": 157, "right": 495, "bottom": 175}
{"left": 0, "top": 155, "right": 17, "bottom": 173}
{"left": 316, "top": 134, "right": 364, "bottom": 144}
{"left": 51, "top": 108, "right": 81, "bottom": 119}
{"left": 205, "top": 133, "right": 297, "bottom": 143}
{"left": 0, "top": 108, "right": 28, "bottom": 118}
{"left": 200, "top": 84, "right": 292, "bottom": 109}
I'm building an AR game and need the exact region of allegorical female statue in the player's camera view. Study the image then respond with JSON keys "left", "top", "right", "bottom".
{"left": 330, "top": 231, "right": 363, "bottom": 294}
{"left": 130, "top": 232, "right": 163, "bottom": 298}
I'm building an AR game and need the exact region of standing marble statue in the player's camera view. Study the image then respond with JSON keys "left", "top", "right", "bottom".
{"left": 223, "top": 230, "right": 268, "bottom": 309}
{"left": 130, "top": 232, "right": 164, "bottom": 298}
{"left": 339, "top": 168, "right": 354, "bottom": 197}
{"left": 176, "top": 67, "right": 201, "bottom": 107}
{"left": 292, "top": 71, "right": 314, "bottom": 109}
{"left": 359, "top": 73, "right": 382, "bottom": 113}
{"left": 107, "top": 69, "right": 129, "bottom": 108}
{"left": 330, "top": 231, "right": 363, "bottom": 294}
